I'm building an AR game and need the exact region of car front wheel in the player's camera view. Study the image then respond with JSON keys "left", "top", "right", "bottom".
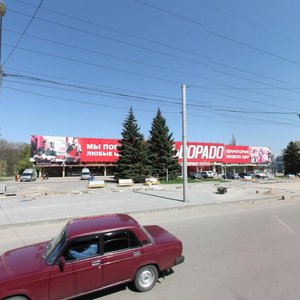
{"left": 134, "top": 265, "right": 158, "bottom": 292}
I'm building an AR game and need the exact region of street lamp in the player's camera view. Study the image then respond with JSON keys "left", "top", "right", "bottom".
{"left": 0, "top": 1, "right": 6, "bottom": 78}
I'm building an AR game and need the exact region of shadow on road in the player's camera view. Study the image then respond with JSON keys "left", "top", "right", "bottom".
{"left": 75, "top": 269, "right": 175, "bottom": 299}
{"left": 133, "top": 190, "right": 183, "bottom": 202}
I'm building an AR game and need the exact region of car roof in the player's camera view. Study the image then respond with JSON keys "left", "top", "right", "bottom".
{"left": 66, "top": 214, "right": 140, "bottom": 239}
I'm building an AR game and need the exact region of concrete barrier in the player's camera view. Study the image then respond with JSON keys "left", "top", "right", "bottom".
{"left": 88, "top": 180, "right": 105, "bottom": 188}
{"left": 118, "top": 179, "right": 134, "bottom": 187}
{"left": 145, "top": 178, "right": 160, "bottom": 185}
{"left": 0, "top": 185, "right": 7, "bottom": 194}
{"left": 5, "top": 186, "right": 17, "bottom": 196}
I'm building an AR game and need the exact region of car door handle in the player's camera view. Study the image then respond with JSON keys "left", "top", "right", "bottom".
{"left": 92, "top": 260, "right": 101, "bottom": 267}
{"left": 133, "top": 251, "right": 141, "bottom": 257}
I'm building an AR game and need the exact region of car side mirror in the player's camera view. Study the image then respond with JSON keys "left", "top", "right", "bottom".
{"left": 58, "top": 257, "right": 65, "bottom": 272}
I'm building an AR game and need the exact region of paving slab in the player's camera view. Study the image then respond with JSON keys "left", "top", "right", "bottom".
{"left": 0, "top": 177, "right": 299, "bottom": 228}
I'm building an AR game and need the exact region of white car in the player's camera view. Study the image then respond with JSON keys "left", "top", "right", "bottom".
{"left": 200, "top": 171, "right": 214, "bottom": 178}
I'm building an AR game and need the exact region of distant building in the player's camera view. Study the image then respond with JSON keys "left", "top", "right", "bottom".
{"left": 272, "top": 155, "right": 284, "bottom": 173}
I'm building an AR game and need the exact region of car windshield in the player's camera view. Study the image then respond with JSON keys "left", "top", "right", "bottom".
{"left": 43, "top": 227, "right": 67, "bottom": 264}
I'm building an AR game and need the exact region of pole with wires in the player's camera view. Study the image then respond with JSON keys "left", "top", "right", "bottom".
{"left": 0, "top": 1, "right": 6, "bottom": 83}
{"left": 182, "top": 84, "right": 188, "bottom": 202}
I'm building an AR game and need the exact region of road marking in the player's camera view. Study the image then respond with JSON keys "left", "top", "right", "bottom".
{"left": 272, "top": 215, "right": 295, "bottom": 235}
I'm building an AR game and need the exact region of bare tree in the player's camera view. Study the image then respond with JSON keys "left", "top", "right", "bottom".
{"left": 229, "top": 134, "right": 237, "bottom": 145}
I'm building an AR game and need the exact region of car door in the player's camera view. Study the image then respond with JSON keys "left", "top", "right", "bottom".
{"left": 100, "top": 230, "right": 143, "bottom": 287}
{"left": 49, "top": 235, "right": 103, "bottom": 299}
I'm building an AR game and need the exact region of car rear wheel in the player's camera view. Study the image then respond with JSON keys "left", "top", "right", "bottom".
{"left": 134, "top": 265, "right": 158, "bottom": 292}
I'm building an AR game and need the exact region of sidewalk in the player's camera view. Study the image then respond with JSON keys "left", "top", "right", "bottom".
{"left": 0, "top": 177, "right": 298, "bottom": 228}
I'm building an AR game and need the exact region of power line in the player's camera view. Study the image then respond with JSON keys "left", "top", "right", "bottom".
{"left": 3, "top": 43, "right": 187, "bottom": 85}
{"left": 6, "top": 72, "right": 300, "bottom": 117}
{"left": 7, "top": 85, "right": 298, "bottom": 127}
{"left": 5, "top": 66, "right": 184, "bottom": 102}
{"left": 5, "top": 28, "right": 208, "bottom": 80}
{"left": 205, "top": 3, "right": 300, "bottom": 48}
{"left": 5, "top": 3, "right": 300, "bottom": 117}
{"left": 5, "top": 72, "right": 182, "bottom": 105}
{"left": 4, "top": 78, "right": 183, "bottom": 107}
{"left": 5, "top": 39, "right": 299, "bottom": 109}
{"left": 7, "top": 9, "right": 207, "bottom": 67}
{"left": 3, "top": 0, "right": 43, "bottom": 65}
{"left": 8, "top": 6, "right": 300, "bottom": 95}
{"left": 216, "top": 112, "right": 300, "bottom": 127}
{"left": 5, "top": 85, "right": 168, "bottom": 114}
{"left": 207, "top": 30, "right": 300, "bottom": 67}
{"left": 209, "top": 59, "right": 300, "bottom": 88}
{"left": 131, "top": 0, "right": 300, "bottom": 68}
{"left": 5, "top": 41, "right": 299, "bottom": 116}
{"left": 209, "top": 81, "right": 300, "bottom": 107}
{"left": 15, "top": 0, "right": 207, "bottom": 59}
{"left": 211, "top": 91, "right": 295, "bottom": 112}
{"left": 132, "top": 0, "right": 205, "bottom": 27}
{"left": 4, "top": 73, "right": 211, "bottom": 110}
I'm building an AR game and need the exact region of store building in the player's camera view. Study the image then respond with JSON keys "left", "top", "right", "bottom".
{"left": 30, "top": 135, "right": 272, "bottom": 177}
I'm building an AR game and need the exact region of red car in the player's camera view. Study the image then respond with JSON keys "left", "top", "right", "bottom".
{"left": 0, "top": 214, "right": 184, "bottom": 300}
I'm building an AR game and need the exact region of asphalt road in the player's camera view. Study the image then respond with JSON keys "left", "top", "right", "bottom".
{"left": 2, "top": 199, "right": 300, "bottom": 299}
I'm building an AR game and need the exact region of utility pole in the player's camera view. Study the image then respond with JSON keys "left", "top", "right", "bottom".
{"left": 0, "top": 1, "right": 6, "bottom": 85}
{"left": 182, "top": 84, "right": 188, "bottom": 202}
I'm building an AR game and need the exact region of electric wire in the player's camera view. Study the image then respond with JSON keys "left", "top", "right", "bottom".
{"left": 7, "top": 9, "right": 208, "bottom": 67}
{"left": 5, "top": 28, "right": 208, "bottom": 80}
{"left": 5, "top": 1, "right": 300, "bottom": 130}
{"left": 14, "top": 0, "right": 207, "bottom": 59}
{"left": 3, "top": 0, "right": 44, "bottom": 65}
{"left": 5, "top": 72, "right": 300, "bottom": 117}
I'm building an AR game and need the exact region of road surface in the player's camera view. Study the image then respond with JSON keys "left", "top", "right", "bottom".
{"left": 2, "top": 199, "right": 300, "bottom": 299}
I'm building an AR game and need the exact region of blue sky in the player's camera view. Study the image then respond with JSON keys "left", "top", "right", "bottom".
{"left": 1, "top": 0, "right": 300, "bottom": 156}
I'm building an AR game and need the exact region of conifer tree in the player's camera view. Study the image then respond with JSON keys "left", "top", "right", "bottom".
{"left": 283, "top": 141, "right": 300, "bottom": 175}
{"left": 148, "top": 108, "right": 179, "bottom": 180}
{"left": 116, "top": 108, "right": 151, "bottom": 182}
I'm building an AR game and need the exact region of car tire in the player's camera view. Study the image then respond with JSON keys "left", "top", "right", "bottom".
{"left": 134, "top": 265, "right": 158, "bottom": 292}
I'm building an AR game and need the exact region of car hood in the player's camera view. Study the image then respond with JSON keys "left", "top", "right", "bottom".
{"left": 0, "top": 241, "right": 46, "bottom": 281}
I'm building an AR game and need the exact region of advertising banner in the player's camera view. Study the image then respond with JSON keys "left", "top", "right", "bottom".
{"left": 249, "top": 146, "right": 272, "bottom": 164}
{"left": 175, "top": 142, "right": 225, "bottom": 163}
{"left": 30, "top": 135, "right": 120, "bottom": 163}
{"left": 31, "top": 135, "right": 272, "bottom": 165}
{"left": 223, "top": 145, "right": 251, "bottom": 164}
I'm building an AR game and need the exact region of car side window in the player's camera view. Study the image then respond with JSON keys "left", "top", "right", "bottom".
{"left": 64, "top": 235, "right": 100, "bottom": 261}
{"left": 103, "top": 230, "right": 141, "bottom": 253}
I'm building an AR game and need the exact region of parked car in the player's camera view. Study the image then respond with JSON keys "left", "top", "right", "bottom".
{"left": 223, "top": 173, "right": 240, "bottom": 180}
{"left": 190, "top": 172, "right": 203, "bottom": 179}
{"left": 253, "top": 172, "right": 267, "bottom": 179}
{"left": 20, "top": 168, "right": 38, "bottom": 182}
{"left": 238, "top": 172, "right": 254, "bottom": 179}
{"left": 81, "top": 167, "right": 90, "bottom": 180}
{"left": 0, "top": 214, "right": 184, "bottom": 300}
{"left": 200, "top": 171, "right": 214, "bottom": 178}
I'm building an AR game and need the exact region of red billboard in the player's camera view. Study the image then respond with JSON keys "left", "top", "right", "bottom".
{"left": 30, "top": 135, "right": 271, "bottom": 165}
{"left": 30, "top": 135, "right": 120, "bottom": 163}
{"left": 223, "top": 145, "right": 250, "bottom": 164}
{"left": 174, "top": 143, "right": 271, "bottom": 165}
{"left": 175, "top": 142, "right": 225, "bottom": 165}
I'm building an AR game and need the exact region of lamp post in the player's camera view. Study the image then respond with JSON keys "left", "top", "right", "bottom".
{"left": 182, "top": 84, "right": 188, "bottom": 202}
{"left": 0, "top": 1, "right": 6, "bottom": 80}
